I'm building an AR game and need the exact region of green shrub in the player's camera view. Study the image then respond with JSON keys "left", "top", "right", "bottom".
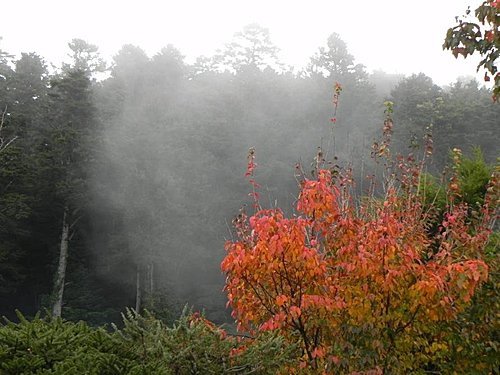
{"left": 0, "top": 309, "right": 297, "bottom": 374}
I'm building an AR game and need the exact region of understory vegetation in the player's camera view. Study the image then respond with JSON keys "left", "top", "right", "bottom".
{"left": 0, "top": 309, "right": 297, "bottom": 374}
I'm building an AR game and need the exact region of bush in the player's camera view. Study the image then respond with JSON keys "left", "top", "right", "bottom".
{"left": 222, "top": 102, "right": 498, "bottom": 373}
{"left": 0, "top": 309, "right": 297, "bottom": 374}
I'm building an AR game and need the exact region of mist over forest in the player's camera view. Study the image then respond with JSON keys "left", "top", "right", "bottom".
{"left": 0, "top": 24, "right": 498, "bottom": 325}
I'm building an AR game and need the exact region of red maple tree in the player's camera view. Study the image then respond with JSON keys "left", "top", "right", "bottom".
{"left": 222, "top": 90, "right": 497, "bottom": 373}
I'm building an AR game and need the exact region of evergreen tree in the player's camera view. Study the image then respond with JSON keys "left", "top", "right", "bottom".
{"left": 45, "top": 40, "right": 102, "bottom": 317}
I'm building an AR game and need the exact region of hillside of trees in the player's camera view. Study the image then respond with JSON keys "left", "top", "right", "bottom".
{"left": 0, "top": 25, "right": 498, "bottom": 325}
{"left": 1, "top": 5, "right": 500, "bottom": 370}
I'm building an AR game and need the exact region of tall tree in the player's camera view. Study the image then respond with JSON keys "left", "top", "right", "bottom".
{"left": 389, "top": 73, "right": 445, "bottom": 168}
{"left": 0, "top": 37, "right": 14, "bottom": 111}
{"left": 48, "top": 40, "right": 101, "bottom": 317}
{"left": 63, "top": 39, "right": 106, "bottom": 78}
{"left": 437, "top": 79, "right": 499, "bottom": 164}
{"left": 308, "top": 32, "right": 367, "bottom": 82}
{"left": 0, "top": 106, "right": 24, "bottom": 301}
{"left": 0, "top": 51, "right": 51, "bottom": 318}
{"left": 216, "top": 24, "right": 282, "bottom": 73}
{"left": 11, "top": 53, "right": 49, "bottom": 124}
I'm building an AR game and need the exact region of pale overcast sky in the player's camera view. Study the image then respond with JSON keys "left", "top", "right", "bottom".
{"left": 1, "top": 0, "right": 484, "bottom": 86}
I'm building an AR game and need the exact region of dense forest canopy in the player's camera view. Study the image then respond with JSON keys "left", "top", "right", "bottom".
{"left": 0, "top": 23, "right": 498, "bottom": 328}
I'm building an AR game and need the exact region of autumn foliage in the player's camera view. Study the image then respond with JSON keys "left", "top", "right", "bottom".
{"left": 221, "top": 91, "right": 498, "bottom": 373}
{"left": 444, "top": 0, "right": 500, "bottom": 100}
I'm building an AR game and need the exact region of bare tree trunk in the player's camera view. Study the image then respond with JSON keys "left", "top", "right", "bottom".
{"left": 52, "top": 208, "right": 69, "bottom": 317}
{"left": 148, "top": 262, "right": 154, "bottom": 295}
{"left": 135, "top": 265, "right": 142, "bottom": 312}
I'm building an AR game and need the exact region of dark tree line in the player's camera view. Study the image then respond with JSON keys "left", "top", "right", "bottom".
{"left": 0, "top": 26, "right": 498, "bottom": 324}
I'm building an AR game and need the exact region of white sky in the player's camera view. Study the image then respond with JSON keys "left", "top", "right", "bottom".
{"left": 0, "top": 0, "right": 484, "bottom": 86}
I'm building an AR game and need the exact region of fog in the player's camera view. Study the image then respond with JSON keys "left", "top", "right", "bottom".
{"left": 79, "top": 29, "right": 376, "bottom": 321}
{"left": 86, "top": 28, "right": 497, "bottom": 322}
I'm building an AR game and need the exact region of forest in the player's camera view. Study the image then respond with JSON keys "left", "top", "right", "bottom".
{"left": 0, "top": 1, "right": 499, "bottom": 373}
